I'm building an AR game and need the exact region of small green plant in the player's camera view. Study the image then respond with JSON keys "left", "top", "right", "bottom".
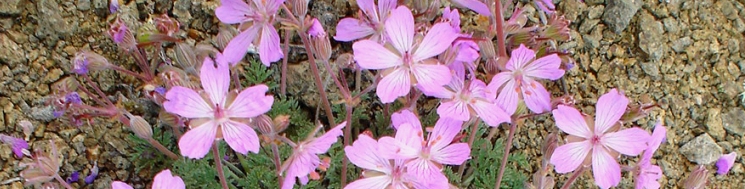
{"left": 461, "top": 125, "right": 529, "bottom": 189}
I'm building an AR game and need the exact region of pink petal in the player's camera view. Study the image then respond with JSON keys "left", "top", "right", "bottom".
{"left": 405, "top": 158, "right": 442, "bottom": 180}
{"left": 592, "top": 147, "right": 622, "bottom": 189}
{"left": 495, "top": 79, "right": 519, "bottom": 115}
{"left": 178, "top": 121, "right": 218, "bottom": 158}
{"left": 429, "top": 117, "right": 463, "bottom": 151}
{"left": 163, "top": 86, "right": 212, "bottom": 118}
{"left": 223, "top": 25, "right": 261, "bottom": 64}
{"left": 506, "top": 44, "right": 536, "bottom": 70}
{"left": 222, "top": 121, "right": 260, "bottom": 154}
{"left": 306, "top": 122, "right": 346, "bottom": 154}
{"left": 602, "top": 127, "right": 649, "bottom": 156}
{"left": 384, "top": 6, "right": 414, "bottom": 53}
{"left": 393, "top": 123, "right": 423, "bottom": 151}
{"left": 471, "top": 100, "right": 511, "bottom": 127}
{"left": 450, "top": 0, "right": 492, "bottom": 16}
{"left": 486, "top": 72, "right": 513, "bottom": 99}
{"left": 636, "top": 164, "right": 662, "bottom": 189}
{"left": 437, "top": 100, "right": 471, "bottom": 122}
{"left": 432, "top": 142, "right": 470, "bottom": 165}
{"left": 283, "top": 151, "right": 319, "bottom": 188}
{"left": 716, "top": 152, "right": 737, "bottom": 175}
{"left": 553, "top": 105, "right": 592, "bottom": 139}
{"left": 226, "top": 85, "right": 273, "bottom": 118}
{"left": 376, "top": 68, "right": 411, "bottom": 103}
{"left": 345, "top": 176, "right": 391, "bottom": 189}
{"left": 355, "top": 0, "right": 376, "bottom": 19}
{"left": 353, "top": 40, "right": 402, "bottom": 70}
{"left": 594, "top": 89, "right": 628, "bottom": 134}
{"left": 345, "top": 134, "right": 391, "bottom": 173}
{"left": 520, "top": 78, "right": 552, "bottom": 114}
{"left": 413, "top": 23, "right": 457, "bottom": 61}
{"left": 152, "top": 170, "right": 185, "bottom": 189}
{"left": 469, "top": 79, "right": 488, "bottom": 98}
{"left": 550, "top": 140, "right": 592, "bottom": 173}
{"left": 391, "top": 110, "right": 421, "bottom": 130}
{"left": 524, "top": 54, "right": 565, "bottom": 80}
{"left": 262, "top": 0, "right": 285, "bottom": 14}
{"left": 334, "top": 18, "right": 375, "bottom": 41}
{"left": 377, "top": 0, "right": 397, "bottom": 20}
{"left": 643, "top": 122, "right": 667, "bottom": 161}
{"left": 215, "top": 0, "right": 253, "bottom": 24}
{"left": 112, "top": 181, "right": 133, "bottom": 189}
{"left": 410, "top": 63, "right": 451, "bottom": 90}
{"left": 200, "top": 57, "right": 230, "bottom": 105}
{"left": 258, "top": 24, "right": 283, "bottom": 66}
{"left": 378, "top": 125, "right": 421, "bottom": 159}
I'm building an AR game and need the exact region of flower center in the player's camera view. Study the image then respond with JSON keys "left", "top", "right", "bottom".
{"left": 213, "top": 105, "right": 229, "bottom": 124}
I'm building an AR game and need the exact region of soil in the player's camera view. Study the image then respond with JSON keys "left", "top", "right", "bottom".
{"left": 0, "top": 0, "right": 743, "bottom": 188}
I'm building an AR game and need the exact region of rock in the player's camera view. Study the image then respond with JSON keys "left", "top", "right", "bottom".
{"left": 587, "top": 5, "right": 605, "bottom": 20}
{"left": 679, "top": 134, "right": 722, "bottom": 164}
{"left": 173, "top": 0, "right": 193, "bottom": 26}
{"left": 722, "top": 109, "right": 745, "bottom": 136}
{"left": 27, "top": 105, "right": 57, "bottom": 122}
{"left": 579, "top": 19, "right": 600, "bottom": 34}
{"left": 637, "top": 12, "right": 666, "bottom": 62}
{"left": 705, "top": 108, "right": 725, "bottom": 140}
{"left": 77, "top": 0, "right": 92, "bottom": 11}
{"left": 640, "top": 62, "right": 661, "bottom": 80}
{"left": 602, "top": 0, "right": 642, "bottom": 33}
{"left": 35, "top": 0, "right": 76, "bottom": 46}
{"left": 0, "top": 0, "right": 21, "bottom": 16}
{"left": 671, "top": 37, "right": 692, "bottom": 53}
{"left": 0, "top": 34, "right": 26, "bottom": 67}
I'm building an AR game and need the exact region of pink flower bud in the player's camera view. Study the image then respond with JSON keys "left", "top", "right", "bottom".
{"left": 128, "top": 114, "right": 153, "bottom": 139}
{"left": 71, "top": 51, "right": 111, "bottom": 75}
{"left": 683, "top": 165, "right": 709, "bottom": 189}
{"left": 108, "top": 18, "right": 137, "bottom": 51}
{"left": 308, "top": 19, "right": 332, "bottom": 62}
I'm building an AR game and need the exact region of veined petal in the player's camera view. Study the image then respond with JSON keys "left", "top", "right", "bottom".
{"left": 451, "top": 0, "right": 492, "bottom": 16}
{"left": 602, "top": 127, "right": 649, "bottom": 156}
{"left": 305, "top": 122, "right": 346, "bottom": 154}
{"left": 594, "top": 89, "right": 628, "bottom": 134}
{"left": 471, "top": 100, "right": 511, "bottom": 127}
{"left": 215, "top": 0, "right": 253, "bottom": 24}
{"left": 178, "top": 121, "right": 218, "bottom": 158}
{"left": 353, "top": 40, "right": 401, "bottom": 70}
{"left": 411, "top": 63, "right": 451, "bottom": 90}
{"left": 377, "top": 0, "right": 397, "bottom": 20}
{"left": 592, "top": 147, "right": 622, "bottom": 189}
{"left": 152, "top": 170, "right": 185, "bottom": 189}
{"left": 521, "top": 78, "right": 552, "bottom": 114}
{"left": 553, "top": 105, "right": 592, "bottom": 139}
{"left": 345, "top": 135, "right": 391, "bottom": 173}
{"left": 486, "top": 72, "right": 513, "bottom": 99}
{"left": 432, "top": 142, "right": 470, "bottom": 165}
{"left": 223, "top": 25, "right": 260, "bottom": 64}
{"left": 258, "top": 24, "right": 283, "bottom": 66}
{"left": 355, "top": 0, "right": 376, "bottom": 20}
{"left": 429, "top": 117, "right": 463, "bottom": 151}
{"left": 345, "top": 176, "right": 391, "bottom": 189}
{"left": 643, "top": 123, "right": 667, "bottom": 161}
{"left": 524, "top": 54, "right": 565, "bottom": 80}
{"left": 495, "top": 79, "right": 519, "bottom": 115}
{"left": 394, "top": 123, "right": 424, "bottom": 151}
{"left": 550, "top": 140, "right": 592, "bottom": 173}
{"left": 404, "top": 158, "right": 442, "bottom": 180}
{"left": 263, "top": 0, "right": 285, "bottom": 14}
{"left": 200, "top": 57, "right": 230, "bottom": 105}
{"left": 413, "top": 23, "right": 457, "bottom": 61}
{"left": 376, "top": 68, "right": 410, "bottom": 103}
{"left": 227, "top": 85, "right": 273, "bottom": 118}
{"left": 385, "top": 6, "right": 414, "bottom": 53}
{"left": 222, "top": 121, "right": 261, "bottom": 154}
{"left": 334, "top": 18, "right": 375, "bottom": 42}
{"left": 283, "top": 151, "right": 319, "bottom": 187}
{"left": 437, "top": 100, "right": 470, "bottom": 121}
{"left": 164, "top": 86, "right": 212, "bottom": 118}
{"left": 391, "top": 110, "right": 421, "bottom": 130}
{"left": 506, "top": 44, "right": 536, "bottom": 70}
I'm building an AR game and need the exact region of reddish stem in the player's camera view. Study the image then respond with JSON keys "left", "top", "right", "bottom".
{"left": 212, "top": 143, "right": 229, "bottom": 189}
{"left": 494, "top": 119, "right": 518, "bottom": 189}
{"left": 281, "top": 30, "right": 291, "bottom": 96}
{"left": 494, "top": 0, "right": 507, "bottom": 57}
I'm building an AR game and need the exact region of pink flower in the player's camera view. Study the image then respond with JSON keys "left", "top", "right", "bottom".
{"left": 281, "top": 122, "right": 346, "bottom": 189}
{"left": 487, "top": 44, "right": 565, "bottom": 115}
{"left": 634, "top": 122, "right": 666, "bottom": 189}
{"left": 345, "top": 134, "right": 447, "bottom": 189}
{"left": 450, "top": 0, "right": 492, "bottom": 16}
{"left": 111, "top": 181, "right": 133, "bottom": 189}
{"left": 163, "top": 57, "right": 274, "bottom": 159}
{"left": 216, "top": 0, "right": 284, "bottom": 66}
{"left": 550, "top": 89, "right": 650, "bottom": 189}
{"left": 378, "top": 117, "right": 470, "bottom": 180}
{"left": 334, "top": 0, "right": 396, "bottom": 42}
{"left": 152, "top": 169, "right": 185, "bottom": 189}
{"left": 390, "top": 109, "right": 421, "bottom": 130}
{"left": 716, "top": 152, "right": 737, "bottom": 175}
{"left": 432, "top": 76, "right": 510, "bottom": 127}
{"left": 353, "top": 6, "right": 458, "bottom": 103}
{"left": 0, "top": 134, "right": 29, "bottom": 159}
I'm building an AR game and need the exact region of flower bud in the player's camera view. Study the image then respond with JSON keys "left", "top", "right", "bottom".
{"left": 153, "top": 14, "right": 180, "bottom": 36}
{"left": 108, "top": 18, "right": 137, "bottom": 52}
{"left": 72, "top": 51, "right": 111, "bottom": 75}
{"left": 273, "top": 115, "right": 290, "bottom": 134}
{"left": 683, "top": 165, "right": 709, "bottom": 189}
{"left": 289, "top": 0, "right": 308, "bottom": 18}
{"left": 254, "top": 114, "right": 275, "bottom": 136}
{"left": 540, "top": 14, "right": 571, "bottom": 42}
{"left": 215, "top": 26, "right": 238, "bottom": 51}
{"left": 308, "top": 19, "right": 332, "bottom": 62}
{"left": 52, "top": 76, "right": 80, "bottom": 94}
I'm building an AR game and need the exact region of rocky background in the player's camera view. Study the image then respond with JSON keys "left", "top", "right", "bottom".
{"left": 0, "top": 0, "right": 743, "bottom": 188}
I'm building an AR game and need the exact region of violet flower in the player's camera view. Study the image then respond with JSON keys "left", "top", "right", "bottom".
{"left": 281, "top": 122, "right": 346, "bottom": 189}
{"left": 716, "top": 152, "right": 737, "bottom": 175}
{"left": 334, "top": 0, "right": 396, "bottom": 42}
{"left": 0, "top": 134, "right": 29, "bottom": 158}
{"left": 550, "top": 89, "right": 650, "bottom": 189}
{"left": 353, "top": 6, "right": 458, "bottom": 103}
{"left": 84, "top": 162, "right": 98, "bottom": 184}
{"left": 215, "top": 0, "right": 285, "bottom": 66}
{"left": 486, "top": 44, "right": 565, "bottom": 115}
{"left": 163, "top": 56, "right": 274, "bottom": 159}
{"left": 66, "top": 171, "right": 79, "bottom": 183}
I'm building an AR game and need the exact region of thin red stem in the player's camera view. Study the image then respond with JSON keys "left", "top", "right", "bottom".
{"left": 457, "top": 118, "right": 481, "bottom": 178}
{"left": 212, "top": 143, "right": 229, "bottom": 189}
{"left": 341, "top": 105, "right": 353, "bottom": 187}
{"left": 494, "top": 0, "right": 507, "bottom": 57}
{"left": 561, "top": 166, "right": 586, "bottom": 189}
{"left": 494, "top": 119, "right": 518, "bottom": 189}
{"left": 147, "top": 138, "right": 179, "bottom": 160}
{"left": 281, "top": 30, "right": 291, "bottom": 96}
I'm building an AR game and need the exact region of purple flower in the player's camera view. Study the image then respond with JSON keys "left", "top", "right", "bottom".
{"left": 486, "top": 44, "right": 565, "bottom": 115}
{"left": 65, "top": 92, "right": 82, "bottom": 105}
{"left": 163, "top": 56, "right": 274, "bottom": 159}
{"left": 334, "top": 0, "right": 396, "bottom": 42}
{"left": 109, "top": 0, "right": 120, "bottom": 13}
{"left": 215, "top": 0, "right": 285, "bottom": 66}
{"left": 550, "top": 89, "right": 650, "bottom": 189}
{"left": 281, "top": 122, "right": 346, "bottom": 189}
{"left": 0, "top": 134, "right": 29, "bottom": 158}
{"left": 390, "top": 109, "right": 421, "bottom": 130}
{"left": 154, "top": 87, "right": 167, "bottom": 95}
{"left": 716, "top": 152, "right": 737, "bottom": 175}
{"left": 353, "top": 6, "right": 458, "bottom": 103}
{"left": 67, "top": 171, "right": 79, "bottom": 183}
{"left": 84, "top": 162, "right": 98, "bottom": 184}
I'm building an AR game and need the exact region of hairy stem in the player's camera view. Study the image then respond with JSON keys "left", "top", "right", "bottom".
{"left": 281, "top": 29, "right": 291, "bottom": 96}
{"left": 341, "top": 105, "right": 353, "bottom": 187}
{"left": 83, "top": 75, "right": 115, "bottom": 106}
{"left": 458, "top": 118, "right": 481, "bottom": 178}
{"left": 54, "top": 174, "right": 74, "bottom": 189}
{"left": 212, "top": 143, "right": 229, "bottom": 189}
{"left": 109, "top": 65, "right": 150, "bottom": 81}
{"left": 271, "top": 142, "right": 284, "bottom": 188}
{"left": 494, "top": 0, "right": 507, "bottom": 57}
{"left": 561, "top": 166, "right": 586, "bottom": 189}
{"left": 494, "top": 120, "right": 518, "bottom": 189}
{"left": 147, "top": 138, "right": 179, "bottom": 160}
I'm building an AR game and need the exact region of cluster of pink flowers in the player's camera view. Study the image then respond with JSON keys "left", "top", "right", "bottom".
{"left": 112, "top": 169, "right": 185, "bottom": 189}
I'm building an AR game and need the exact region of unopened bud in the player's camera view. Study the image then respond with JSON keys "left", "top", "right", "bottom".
{"left": 72, "top": 51, "right": 111, "bottom": 75}
{"left": 214, "top": 26, "right": 238, "bottom": 51}
{"left": 128, "top": 115, "right": 153, "bottom": 139}
{"left": 159, "top": 110, "right": 181, "bottom": 127}
{"left": 109, "top": 0, "right": 121, "bottom": 13}
{"left": 52, "top": 77, "right": 80, "bottom": 93}
{"left": 289, "top": 0, "right": 308, "bottom": 18}
{"left": 254, "top": 114, "right": 275, "bottom": 136}
{"left": 108, "top": 18, "right": 137, "bottom": 51}
{"left": 273, "top": 115, "right": 290, "bottom": 133}
{"left": 308, "top": 19, "right": 332, "bottom": 62}
{"left": 174, "top": 43, "right": 197, "bottom": 73}
{"left": 153, "top": 14, "right": 180, "bottom": 36}
{"left": 683, "top": 165, "right": 709, "bottom": 189}
{"left": 540, "top": 14, "right": 571, "bottom": 42}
